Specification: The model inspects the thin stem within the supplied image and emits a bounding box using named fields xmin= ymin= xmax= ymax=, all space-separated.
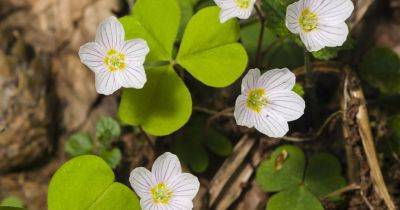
xmin=322 ymin=183 xmax=360 ymax=200
xmin=304 ymin=49 xmax=320 ymax=126
xmin=254 ymin=3 xmax=266 ymax=67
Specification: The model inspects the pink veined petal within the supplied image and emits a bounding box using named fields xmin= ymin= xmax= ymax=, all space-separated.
xmin=315 ymin=0 xmax=354 ymax=25
xmin=168 ymin=173 xmax=200 ymax=200
xmin=266 ymin=91 xmax=305 ymax=121
xmin=122 ymin=39 xmax=150 ymax=65
xmin=254 ymin=111 xmax=289 ymax=138
xmin=140 ymin=196 xmax=157 ymax=210
xmin=234 ymin=94 xmax=256 ymax=128
xmin=314 ymin=22 xmax=349 ymax=48
xmin=257 ymin=68 xmax=296 ymax=92
xmin=214 ymin=0 xmax=237 ymax=9
xmin=78 ymin=42 xmax=107 ymax=74
xmin=117 ymin=64 xmax=147 ymax=89
xmin=151 ymin=152 xmax=182 ymax=184
xmin=241 ymin=68 xmax=261 ymax=92
xmin=95 ymin=71 xmax=121 ymax=95
xmin=219 ymin=6 xmax=241 ymax=23
xmin=300 ymin=31 xmax=324 ymax=52
xmin=95 ymin=16 xmax=125 ymax=51
xmin=285 ymin=1 xmax=302 ymax=34
xmin=168 ymin=198 xmax=193 ymax=210
xmin=129 ymin=167 xmax=156 ymax=198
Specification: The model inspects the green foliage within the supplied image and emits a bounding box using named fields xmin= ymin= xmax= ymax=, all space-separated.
xmin=264 ymin=40 xmax=304 ymax=69
xmin=64 ymin=117 xmax=122 ymax=168
xmin=0 ymin=197 xmax=23 ymax=208
xmin=267 ymin=186 xmax=323 ymax=210
xmin=99 ymin=148 xmax=122 ymax=169
xmin=65 ymin=133 xmax=93 ymax=157
xmin=292 ymin=83 xmax=305 ymax=97
xmin=256 ymin=145 xmax=346 ymax=209
xmin=172 ymin=117 xmax=232 ymax=173
xmin=96 ymin=117 xmax=121 ymax=147
xmin=240 ymin=23 xmax=276 ymax=59
xmin=261 ymin=0 xmax=296 ymax=38
xmin=48 ymin=155 xmax=140 ymax=210
xmin=177 ymin=7 xmax=248 ymax=87
xmin=360 ymin=47 xmax=400 ymax=94
xmin=256 ymin=145 xmax=305 ymax=192
xmin=120 ymin=1 xmax=248 ymax=135
xmin=0 ymin=208 xmax=26 ymax=210
xmin=119 ymin=66 xmax=192 ymax=136
xmin=312 ymin=38 xmax=354 ymax=60
xmin=304 ymin=153 xmax=346 ymax=199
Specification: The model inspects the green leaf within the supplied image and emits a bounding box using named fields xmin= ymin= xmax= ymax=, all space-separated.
xmin=96 ymin=117 xmax=121 ymax=148
xmin=360 ymin=47 xmax=400 ymax=94
xmin=264 ymin=40 xmax=303 ymax=69
xmin=256 ymin=145 xmax=305 ymax=192
xmin=48 ymin=155 xmax=140 ymax=210
xmin=65 ymin=133 xmax=93 ymax=157
xmin=119 ymin=66 xmax=192 ymax=136
xmin=177 ymin=6 xmax=248 ymax=87
xmin=203 ymin=128 xmax=232 ymax=156
xmin=312 ymin=38 xmax=354 ymax=60
xmin=0 ymin=197 xmax=23 ymax=208
xmin=304 ymin=153 xmax=346 ymax=199
xmin=0 ymin=207 xmax=26 ymax=210
xmin=99 ymin=148 xmax=122 ymax=169
xmin=177 ymin=0 xmax=194 ymax=40
xmin=267 ymin=186 xmax=324 ymax=210
xmin=121 ymin=0 xmax=181 ymax=62
xmin=172 ymin=136 xmax=209 ymax=173
xmin=261 ymin=0 xmax=296 ymax=38
xmin=292 ymin=83 xmax=305 ymax=97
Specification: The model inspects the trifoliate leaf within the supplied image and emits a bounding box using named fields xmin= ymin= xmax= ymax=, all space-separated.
xmin=119 ymin=66 xmax=192 ymax=136
xmin=203 ymin=128 xmax=233 ymax=156
xmin=121 ymin=0 xmax=181 ymax=62
xmin=360 ymin=47 xmax=400 ymax=94
xmin=256 ymin=145 xmax=305 ymax=192
xmin=0 ymin=197 xmax=23 ymax=208
xmin=65 ymin=133 xmax=93 ymax=157
xmin=178 ymin=0 xmax=194 ymax=40
xmin=267 ymin=186 xmax=324 ymax=210
xmin=48 ymin=155 xmax=140 ymax=210
xmin=304 ymin=153 xmax=346 ymax=199
xmin=177 ymin=6 xmax=248 ymax=87
xmin=99 ymin=148 xmax=122 ymax=169
xmin=96 ymin=117 xmax=121 ymax=148
xmin=172 ymin=135 xmax=209 ymax=173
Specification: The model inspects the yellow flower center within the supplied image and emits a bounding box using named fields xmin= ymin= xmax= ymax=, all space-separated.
xmin=150 ymin=183 xmax=173 ymax=205
xmin=235 ymin=0 xmax=251 ymax=9
xmin=299 ymin=8 xmax=318 ymax=32
xmin=246 ymin=88 xmax=268 ymax=113
xmin=104 ymin=49 xmax=126 ymax=72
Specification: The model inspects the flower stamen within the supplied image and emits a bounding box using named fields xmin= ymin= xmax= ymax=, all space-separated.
xmin=150 ymin=183 xmax=173 ymax=205
xmin=246 ymin=88 xmax=268 ymax=113
xmin=299 ymin=8 xmax=318 ymax=32
xmin=104 ymin=49 xmax=126 ymax=72
xmin=235 ymin=0 xmax=251 ymax=9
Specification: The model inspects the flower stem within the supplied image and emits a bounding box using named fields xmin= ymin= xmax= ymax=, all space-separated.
xmin=254 ymin=3 xmax=265 ymax=67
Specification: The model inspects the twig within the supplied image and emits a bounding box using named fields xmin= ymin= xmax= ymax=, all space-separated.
xmin=322 ymin=183 xmax=361 ymax=200
xmin=254 ymin=3 xmax=266 ymax=67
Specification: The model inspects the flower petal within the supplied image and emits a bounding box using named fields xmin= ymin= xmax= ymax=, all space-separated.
xmin=117 ymin=65 xmax=147 ymax=89
xmin=257 ymin=68 xmax=296 ymax=91
xmin=152 ymin=152 xmax=182 ymax=183
xmin=122 ymin=39 xmax=150 ymax=65
xmin=169 ymin=198 xmax=193 ymax=210
xmin=300 ymin=31 xmax=325 ymax=52
xmin=168 ymin=173 xmax=200 ymax=200
xmin=234 ymin=95 xmax=256 ymax=128
xmin=129 ymin=167 xmax=156 ymax=198
xmin=285 ymin=1 xmax=302 ymax=34
xmin=266 ymin=91 xmax=305 ymax=121
xmin=314 ymin=22 xmax=349 ymax=48
xmin=95 ymin=71 xmax=121 ymax=95
xmin=95 ymin=16 xmax=125 ymax=50
xmin=315 ymin=0 xmax=354 ymax=25
xmin=78 ymin=42 xmax=107 ymax=73
xmin=140 ymin=196 xmax=157 ymax=210
xmin=242 ymin=68 xmax=261 ymax=92
xmin=219 ymin=7 xmax=241 ymax=23
xmin=254 ymin=112 xmax=289 ymax=138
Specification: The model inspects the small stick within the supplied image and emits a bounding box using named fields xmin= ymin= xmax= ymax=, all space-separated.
xmin=322 ymin=183 xmax=361 ymax=200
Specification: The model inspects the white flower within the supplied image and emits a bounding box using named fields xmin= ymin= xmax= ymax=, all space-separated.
xmin=129 ymin=152 xmax=200 ymax=210
xmin=214 ymin=0 xmax=256 ymax=23
xmin=234 ymin=68 xmax=305 ymax=138
xmin=285 ymin=0 xmax=354 ymax=52
xmin=78 ymin=16 xmax=149 ymax=95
